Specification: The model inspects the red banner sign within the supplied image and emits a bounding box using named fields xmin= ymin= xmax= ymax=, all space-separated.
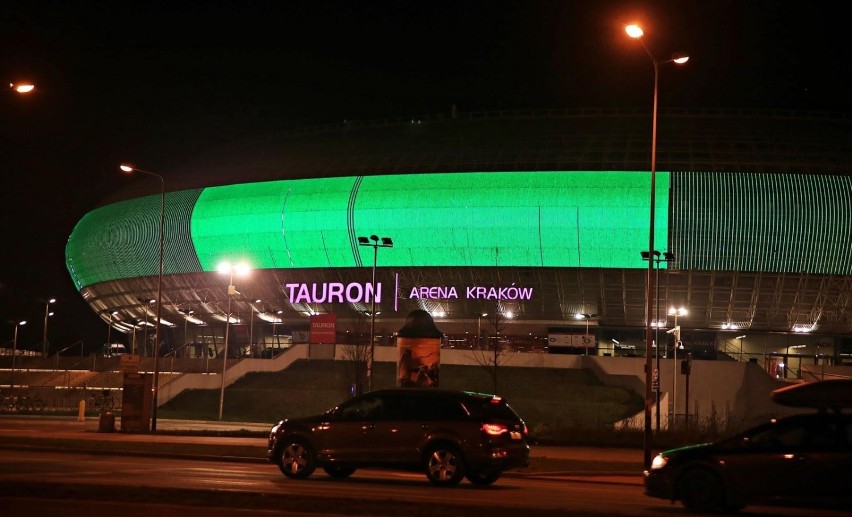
xmin=309 ymin=314 xmax=337 ymax=344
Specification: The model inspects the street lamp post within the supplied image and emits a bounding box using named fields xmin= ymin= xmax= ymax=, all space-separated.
xmin=217 ymin=261 xmax=250 ymax=420
xmin=9 ymin=320 xmax=26 ymax=388
xmin=475 ymin=312 xmax=488 ymax=348
xmin=626 ymin=23 xmax=688 ymax=469
xmin=668 ymin=306 xmax=688 ymax=424
xmin=41 ymin=297 xmax=56 ymax=357
xmin=120 ymin=164 xmax=166 ymax=431
xmin=178 ymin=308 xmax=196 ymax=353
xmin=105 ymin=310 xmax=119 ymax=349
xmin=270 ymin=310 xmax=283 ymax=352
xmin=249 ymin=299 xmax=260 ymax=358
xmin=357 ymin=234 xmax=394 ymax=392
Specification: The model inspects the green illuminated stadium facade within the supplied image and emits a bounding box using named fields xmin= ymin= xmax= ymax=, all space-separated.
xmin=65 ymin=108 xmax=852 ymax=358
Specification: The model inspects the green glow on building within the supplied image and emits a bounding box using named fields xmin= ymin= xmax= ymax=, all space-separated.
xmin=66 ymin=171 xmax=669 ymax=290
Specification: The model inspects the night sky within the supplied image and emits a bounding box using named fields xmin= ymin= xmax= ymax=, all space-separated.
xmin=0 ymin=1 xmax=848 ymax=354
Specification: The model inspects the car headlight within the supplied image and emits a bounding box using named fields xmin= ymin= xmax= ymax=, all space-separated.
xmin=650 ymin=454 xmax=668 ymax=470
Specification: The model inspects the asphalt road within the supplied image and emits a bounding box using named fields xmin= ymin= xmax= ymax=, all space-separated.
xmin=1 ymin=416 xmax=847 ymax=516
xmin=0 ymin=414 xmax=646 ymax=476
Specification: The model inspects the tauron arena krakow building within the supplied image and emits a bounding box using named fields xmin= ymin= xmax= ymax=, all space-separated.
xmin=65 ymin=108 xmax=852 ymax=361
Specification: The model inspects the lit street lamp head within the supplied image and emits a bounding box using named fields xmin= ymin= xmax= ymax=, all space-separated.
xmin=625 ymin=24 xmax=644 ymax=39
xmin=9 ymin=82 xmax=35 ymax=94
xmin=626 ymin=25 xmax=690 ymax=67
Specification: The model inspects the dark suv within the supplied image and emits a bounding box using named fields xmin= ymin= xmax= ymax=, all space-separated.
xmin=267 ymin=387 xmax=530 ymax=486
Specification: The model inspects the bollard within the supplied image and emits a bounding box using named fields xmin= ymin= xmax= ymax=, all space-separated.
xmin=77 ymin=399 xmax=85 ymax=421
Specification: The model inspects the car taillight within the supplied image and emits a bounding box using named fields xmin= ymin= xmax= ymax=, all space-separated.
xmin=482 ymin=423 xmax=509 ymax=436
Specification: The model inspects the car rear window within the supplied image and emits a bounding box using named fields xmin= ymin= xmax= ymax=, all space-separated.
xmin=383 ymin=392 xmax=468 ymax=420
xmin=463 ymin=396 xmax=522 ymax=421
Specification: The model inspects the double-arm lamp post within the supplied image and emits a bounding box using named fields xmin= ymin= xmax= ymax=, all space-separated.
xmin=357 ymin=235 xmax=393 ymax=393
xmin=120 ymin=163 xmax=166 ymax=431
xmin=218 ymin=261 xmax=250 ymax=421
xmin=6 ymin=85 xmax=34 ymax=368
xmin=625 ymin=23 xmax=688 ymax=470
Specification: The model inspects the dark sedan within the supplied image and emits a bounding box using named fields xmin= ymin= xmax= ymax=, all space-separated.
xmin=645 ymin=411 xmax=852 ymax=512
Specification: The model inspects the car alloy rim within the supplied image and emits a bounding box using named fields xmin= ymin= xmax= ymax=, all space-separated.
xmin=428 ymin=449 xmax=458 ymax=480
xmin=284 ymin=443 xmax=307 ymax=473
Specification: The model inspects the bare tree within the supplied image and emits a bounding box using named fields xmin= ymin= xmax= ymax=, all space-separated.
xmin=470 ymin=303 xmax=512 ymax=393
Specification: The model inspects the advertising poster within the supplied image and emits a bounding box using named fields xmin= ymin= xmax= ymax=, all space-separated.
xmin=397 ymin=337 xmax=441 ymax=387
xmin=396 ymin=309 xmax=444 ymax=387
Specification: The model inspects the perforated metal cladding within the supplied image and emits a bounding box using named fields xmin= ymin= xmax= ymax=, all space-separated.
xmin=66 ymin=189 xmax=203 ymax=289
xmin=671 ymin=172 xmax=852 ymax=275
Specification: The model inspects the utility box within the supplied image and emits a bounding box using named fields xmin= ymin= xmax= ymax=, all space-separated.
xmin=98 ymin=411 xmax=116 ymax=433
xmin=121 ymin=372 xmax=153 ymax=432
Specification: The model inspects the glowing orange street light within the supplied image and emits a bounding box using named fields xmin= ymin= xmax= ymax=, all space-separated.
xmin=10 ymin=83 xmax=35 ymax=94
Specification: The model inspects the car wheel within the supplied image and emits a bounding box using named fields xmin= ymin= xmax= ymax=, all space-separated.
xmin=323 ymin=465 xmax=356 ymax=478
xmin=465 ymin=469 xmax=501 ymax=485
xmin=679 ymin=468 xmax=724 ymax=513
xmin=424 ymin=444 xmax=465 ymax=486
xmin=277 ymin=438 xmax=316 ymax=479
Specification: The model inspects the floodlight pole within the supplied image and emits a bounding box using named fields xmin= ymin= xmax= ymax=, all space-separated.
xmin=358 ymin=234 xmax=393 ymax=393
xmin=219 ymin=272 xmax=234 ymax=421
xmin=216 ymin=261 xmax=249 ymax=420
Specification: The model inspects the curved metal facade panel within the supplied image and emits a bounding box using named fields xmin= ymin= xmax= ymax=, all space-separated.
xmin=65 ymin=189 xmax=203 ymax=289
xmin=673 ymin=172 xmax=852 ymax=274
xmin=67 ymin=171 xmax=668 ymax=290
xmin=191 ymin=177 xmax=359 ymax=270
